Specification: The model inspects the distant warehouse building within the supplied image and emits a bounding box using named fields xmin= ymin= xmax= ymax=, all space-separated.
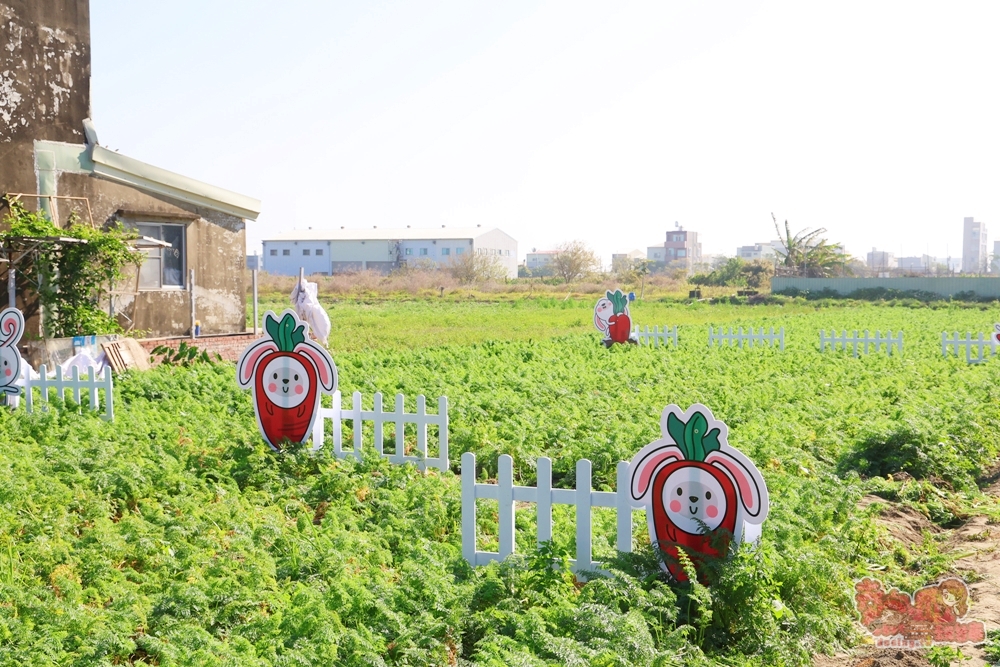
xmin=262 ymin=226 xmax=518 ymax=278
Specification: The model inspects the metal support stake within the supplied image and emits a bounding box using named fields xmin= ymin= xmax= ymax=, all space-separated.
xmin=252 ymin=268 xmax=259 ymax=336
xmin=189 ymin=269 xmax=196 ymax=339
xmin=7 ymin=264 xmax=14 ymax=310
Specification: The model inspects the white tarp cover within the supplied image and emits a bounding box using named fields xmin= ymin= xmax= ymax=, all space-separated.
xmin=291 ymin=277 xmax=331 ymax=347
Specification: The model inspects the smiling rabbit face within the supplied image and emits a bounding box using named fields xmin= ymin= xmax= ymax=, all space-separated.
xmin=0 ymin=346 xmax=19 ymax=387
xmin=593 ymin=298 xmax=613 ymax=331
xmin=662 ymin=465 xmax=728 ymax=534
xmin=261 ymin=355 xmax=310 ymax=409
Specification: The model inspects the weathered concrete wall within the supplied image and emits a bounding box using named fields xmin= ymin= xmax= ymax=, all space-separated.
xmin=57 ymin=171 xmax=248 ymax=336
xmin=0 ymin=0 xmax=90 ymax=196
xmin=772 ymin=277 xmax=1000 ymax=299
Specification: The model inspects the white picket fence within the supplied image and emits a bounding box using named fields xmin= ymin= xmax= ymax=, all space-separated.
xmin=311 ymin=390 xmax=449 ymax=471
xmin=941 ymin=332 xmax=996 ymax=364
xmin=631 ymin=325 xmax=678 ymax=347
xmin=23 ymin=365 xmax=114 ymax=421
xmin=819 ymin=330 xmax=903 ymax=357
xmin=708 ymin=326 xmax=785 ymax=350
xmin=462 ymin=453 xmax=636 ymax=574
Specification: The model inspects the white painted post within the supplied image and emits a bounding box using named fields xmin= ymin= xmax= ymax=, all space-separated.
xmin=498 ymin=454 xmax=515 ymax=559
xmin=189 ymin=269 xmax=196 ymax=340
xmin=616 ymin=461 xmax=632 ymax=553
xmin=252 ymin=268 xmax=259 ymax=336
xmin=461 ymin=452 xmax=476 ymax=565
xmin=576 ymin=458 xmax=592 ymax=572
xmin=353 ymin=391 xmax=363 ymax=455
xmin=438 ymin=396 xmax=449 ymax=471
xmin=373 ymin=392 xmax=384 ymax=456
xmin=394 ymin=393 xmax=405 ymax=464
xmin=102 ymin=367 xmax=114 ymax=421
xmin=537 ymin=456 xmax=553 ymax=546
xmin=416 ymin=394 xmax=428 ymax=471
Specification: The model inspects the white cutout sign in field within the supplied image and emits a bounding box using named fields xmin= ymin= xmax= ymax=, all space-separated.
xmin=629 ymin=404 xmax=769 ymax=582
xmin=237 ymin=309 xmax=338 ymax=451
xmin=0 ymin=307 xmax=25 ymax=397
xmin=594 ymin=289 xmax=634 ymax=345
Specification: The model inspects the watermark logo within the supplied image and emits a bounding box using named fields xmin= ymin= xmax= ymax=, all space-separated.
xmin=854 ymin=577 xmax=985 ymax=648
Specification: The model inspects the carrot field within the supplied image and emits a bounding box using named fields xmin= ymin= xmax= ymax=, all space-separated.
xmin=2 ymin=298 xmax=999 ymax=665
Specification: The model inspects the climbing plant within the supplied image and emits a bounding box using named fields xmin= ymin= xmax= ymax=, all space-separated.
xmin=0 ymin=196 xmax=142 ymax=337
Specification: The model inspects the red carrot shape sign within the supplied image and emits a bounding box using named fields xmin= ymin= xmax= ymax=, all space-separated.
xmin=629 ymin=404 xmax=769 ymax=582
xmin=594 ymin=289 xmax=632 ymax=344
xmin=237 ymin=309 xmax=338 ymax=451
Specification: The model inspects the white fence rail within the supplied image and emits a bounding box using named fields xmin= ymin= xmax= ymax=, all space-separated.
xmin=24 ymin=365 xmax=114 ymax=421
xmin=708 ymin=326 xmax=784 ymax=350
xmin=462 ymin=453 xmax=636 ymax=574
xmin=632 ymin=325 xmax=678 ymax=347
xmin=819 ymin=330 xmax=903 ymax=357
xmin=312 ymin=390 xmax=449 ymax=471
xmin=941 ymin=332 xmax=996 ymax=364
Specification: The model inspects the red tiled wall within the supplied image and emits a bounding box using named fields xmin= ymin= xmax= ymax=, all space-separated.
xmin=138 ymin=334 xmax=256 ymax=364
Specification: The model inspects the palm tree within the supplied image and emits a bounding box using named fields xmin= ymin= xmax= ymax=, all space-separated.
xmin=771 ymin=214 xmax=848 ymax=277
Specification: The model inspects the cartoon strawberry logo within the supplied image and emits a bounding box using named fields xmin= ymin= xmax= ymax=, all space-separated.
xmin=237 ymin=309 xmax=338 ymax=451
xmin=629 ymin=404 xmax=769 ymax=582
xmin=594 ymin=289 xmax=632 ymax=344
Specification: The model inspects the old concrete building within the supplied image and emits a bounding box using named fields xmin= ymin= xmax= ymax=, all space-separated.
xmin=961 ymin=217 xmax=987 ymax=274
xmin=1 ymin=0 xmax=260 ymax=336
xmin=264 ymin=226 xmax=518 ymax=279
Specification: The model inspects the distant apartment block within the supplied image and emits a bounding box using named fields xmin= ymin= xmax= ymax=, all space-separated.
xmin=994 ymin=241 xmax=1000 ymax=273
xmin=525 ymin=249 xmax=560 ymax=276
xmin=897 ymin=255 xmax=936 ymax=272
xmin=263 ymin=226 xmax=517 ymax=278
xmin=611 ymin=249 xmax=645 ymax=272
xmin=962 ymin=217 xmax=987 ymax=274
xmin=867 ymin=248 xmax=897 ymax=273
xmin=648 ymin=225 xmax=702 ymax=271
xmin=736 ymin=240 xmax=783 ymax=262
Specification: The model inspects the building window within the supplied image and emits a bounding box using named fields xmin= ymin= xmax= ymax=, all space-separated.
xmin=316 ymin=249 xmax=324 ymax=256
xmin=677 ymin=249 xmax=686 ymax=257
xmin=505 ymin=250 xmax=510 ymax=256
xmin=270 ymin=249 xmax=277 ymax=256
xmin=441 ymin=248 xmax=450 ymax=256
xmin=303 ymin=249 xmax=311 ymax=256
xmin=283 ymin=249 xmax=290 ymax=256
xmin=137 ymin=223 xmax=185 ymax=289
xmin=419 ymin=248 xmax=428 ymax=256
xmin=405 ymin=248 xmax=413 ymax=256
xmin=456 ymin=247 xmax=464 ymax=255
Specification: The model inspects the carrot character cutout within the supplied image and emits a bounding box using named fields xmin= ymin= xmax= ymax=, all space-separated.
xmin=629 ymin=404 xmax=769 ymax=582
xmin=237 ymin=309 xmax=338 ymax=451
xmin=594 ymin=289 xmax=632 ymax=345
xmin=0 ymin=308 xmax=25 ymax=397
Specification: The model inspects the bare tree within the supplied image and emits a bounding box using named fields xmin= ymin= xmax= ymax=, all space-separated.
xmin=448 ymin=251 xmax=507 ymax=284
xmin=551 ymin=240 xmax=601 ymax=283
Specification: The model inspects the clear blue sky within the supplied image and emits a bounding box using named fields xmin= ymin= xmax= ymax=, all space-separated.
xmin=91 ymin=1 xmax=1000 ymax=264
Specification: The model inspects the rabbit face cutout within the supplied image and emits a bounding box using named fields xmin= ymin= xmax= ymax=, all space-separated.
xmin=0 ymin=308 xmax=24 ymax=396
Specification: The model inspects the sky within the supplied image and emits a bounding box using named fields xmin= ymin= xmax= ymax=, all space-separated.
xmin=90 ymin=1 xmax=1000 ymax=265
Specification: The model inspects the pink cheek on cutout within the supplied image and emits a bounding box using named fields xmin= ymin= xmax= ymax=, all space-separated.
xmin=669 ymin=500 xmax=682 ymax=513
xmin=3 ymin=369 xmax=10 ymax=377
xmin=294 ymin=384 xmax=304 ymax=395
xmin=268 ymin=383 xmax=277 ymax=393
xmin=706 ymin=505 xmax=719 ymax=519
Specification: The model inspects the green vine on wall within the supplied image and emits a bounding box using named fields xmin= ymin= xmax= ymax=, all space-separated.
xmin=1 ymin=196 xmax=143 ymax=337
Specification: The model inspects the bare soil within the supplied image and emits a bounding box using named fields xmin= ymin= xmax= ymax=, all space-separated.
xmin=814 ymin=486 xmax=1000 ymax=667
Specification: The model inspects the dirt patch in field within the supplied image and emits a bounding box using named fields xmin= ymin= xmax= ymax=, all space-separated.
xmin=821 ymin=493 xmax=1000 ymax=667
xmin=813 ymin=648 xmax=934 ymax=667
xmin=859 ymin=495 xmax=942 ymax=546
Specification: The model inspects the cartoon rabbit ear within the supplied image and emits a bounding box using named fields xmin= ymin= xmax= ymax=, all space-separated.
xmin=296 ymin=342 xmax=338 ymax=392
xmin=706 ymin=449 xmax=769 ymax=523
xmin=0 ymin=308 xmax=25 ymax=348
xmin=594 ymin=311 xmax=608 ymax=331
xmin=628 ymin=441 xmax=683 ymax=505
xmin=237 ymin=339 xmax=277 ymax=387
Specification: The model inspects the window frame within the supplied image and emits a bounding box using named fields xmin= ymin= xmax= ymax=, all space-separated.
xmin=136 ymin=222 xmax=187 ymax=291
